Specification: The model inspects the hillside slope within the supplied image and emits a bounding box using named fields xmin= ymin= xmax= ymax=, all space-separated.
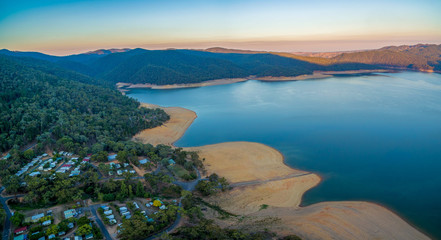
xmin=0 ymin=55 xmax=169 ymax=152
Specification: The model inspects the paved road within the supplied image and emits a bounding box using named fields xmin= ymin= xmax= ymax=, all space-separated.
xmin=173 ymin=167 xmax=206 ymax=191
xmin=145 ymin=200 xmax=183 ymax=240
xmin=145 ymin=167 xmax=205 ymax=239
xmin=21 ymin=142 xmax=36 ymax=152
xmin=0 ymin=187 xmax=12 ymax=240
xmin=83 ymin=204 xmax=113 ymax=240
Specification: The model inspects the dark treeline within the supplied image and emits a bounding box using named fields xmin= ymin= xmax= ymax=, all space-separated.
xmin=0 ymin=55 xmax=169 ymax=153
xmin=2 ymin=44 xmax=440 ymax=88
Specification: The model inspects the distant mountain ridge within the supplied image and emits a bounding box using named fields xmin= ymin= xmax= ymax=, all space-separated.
xmin=1 ymin=44 xmax=439 ymax=86
xmin=84 ymin=48 xmax=131 ymax=55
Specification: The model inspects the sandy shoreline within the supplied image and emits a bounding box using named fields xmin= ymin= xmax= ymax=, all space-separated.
xmin=133 ymin=101 xmax=429 ymax=240
xmin=132 ymin=103 xmax=196 ymax=146
xmin=117 ymin=69 xmax=391 ymax=91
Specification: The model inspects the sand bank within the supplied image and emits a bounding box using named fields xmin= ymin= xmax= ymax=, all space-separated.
xmin=132 ymin=102 xmax=429 ymax=239
xmin=117 ymin=69 xmax=390 ymax=91
xmin=132 ymin=103 xmax=196 ymax=146
xmin=197 ymin=142 xmax=428 ymax=240
xmin=187 ymin=142 xmax=307 ymax=183
xmin=229 ymin=202 xmax=429 ymax=240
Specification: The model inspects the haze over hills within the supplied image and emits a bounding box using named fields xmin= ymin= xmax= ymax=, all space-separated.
xmin=1 ymin=44 xmax=440 ymax=86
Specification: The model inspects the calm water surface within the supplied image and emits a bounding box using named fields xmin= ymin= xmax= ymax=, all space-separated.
xmin=128 ymin=71 xmax=441 ymax=239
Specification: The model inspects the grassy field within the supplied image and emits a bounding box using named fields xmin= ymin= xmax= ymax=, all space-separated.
xmin=169 ymin=165 xmax=190 ymax=179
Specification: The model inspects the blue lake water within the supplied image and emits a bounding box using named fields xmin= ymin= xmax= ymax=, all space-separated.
xmin=127 ymin=71 xmax=441 ymax=239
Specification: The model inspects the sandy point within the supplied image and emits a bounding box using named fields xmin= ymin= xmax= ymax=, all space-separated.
xmin=186 ymin=141 xmax=311 ymax=183
xmin=132 ymin=103 xmax=196 ymax=146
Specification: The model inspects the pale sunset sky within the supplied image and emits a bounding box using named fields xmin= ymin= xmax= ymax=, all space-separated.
xmin=1 ymin=0 xmax=440 ymax=55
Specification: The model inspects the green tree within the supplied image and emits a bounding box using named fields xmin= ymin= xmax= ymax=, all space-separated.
xmin=4 ymin=175 xmax=21 ymax=196
xmin=46 ymin=225 xmax=58 ymax=235
xmin=119 ymin=215 xmax=154 ymax=240
xmin=11 ymin=212 xmax=25 ymax=226
xmin=0 ymin=209 xmax=6 ymax=227
xmin=120 ymin=181 xmax=128 ymax=198
xmin=23 ymin=149 xmax=35 ymax=160
xmin=135 ymin=181 xmax=145 ymax=197
xmin=77 ymin=224 xmax=92 ymax=236
xmin=116 ymin=151 xmax=129 ymax=163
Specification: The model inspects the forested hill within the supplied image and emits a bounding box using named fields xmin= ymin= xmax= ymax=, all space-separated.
xmin=1 ymin=44 xmax=439 ymax=87
xmin=0 ymin=55 xmax=169 ymax=153
xmin=332 ymin=44 xmax=441 ymax=71
xmin=1 ymin=48 xmax=378 ymax=86
xmin=216 ymin=44 xmax=441 ymax=72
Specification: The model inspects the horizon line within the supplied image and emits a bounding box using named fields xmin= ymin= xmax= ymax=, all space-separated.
xmin=2 ymin=42 xmax=441 ymax=57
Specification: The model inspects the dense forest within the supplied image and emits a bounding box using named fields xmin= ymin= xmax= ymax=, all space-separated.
xmin=0 ymin=55 xmax=169 ymax=153
xmin=2 ymin=44 xmax=439 ymax=87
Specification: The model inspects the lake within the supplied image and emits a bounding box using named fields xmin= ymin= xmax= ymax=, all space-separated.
xmin=127 ymin=71 xmax=441 ymax=239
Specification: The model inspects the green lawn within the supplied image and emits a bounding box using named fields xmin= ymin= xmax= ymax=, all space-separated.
xmin=169 ymin=165 xmax=189 ymax=179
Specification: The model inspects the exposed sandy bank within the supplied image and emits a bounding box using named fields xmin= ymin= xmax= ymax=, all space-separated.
xmin=194 ymin=143 xmax=429 ymax=239
xmin=207 ymin=174 xmax=321 ymax=214
xmin=132 ymin=103 xmax=196 ymax=146
xmin=254 ymin=202 xmax=429 ymax=240
xmin=187 ymin=142 xmax=307 ymax=183
xmin=117 ymin=69 xmax=390 ymax=91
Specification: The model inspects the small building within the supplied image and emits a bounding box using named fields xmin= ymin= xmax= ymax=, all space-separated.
xmin=104 ymin=210 xmax=112 ymax=215
xmin=58 ymin=231 xmax=66 ymax=236
xmin=85 ymin=233 xmax=93 ymax=239
xmin=14 ymin=226 xmax=28 ymax=235
xmin=115 ymin=164 xmax=121 ymax=169
xmin=119 ymin=207 xmax=128 ymax=212
xmin=74 ymin=236 xmax=82 ymax=240
xmin=116 ymin=170 xmax=123 ymax=175
xmin=48 ymin=234 xmax=56 ymax=239
xmin=109 ymin=219 xmax=117 ymax=225
xmin=107 ymin=154 xmax=117 ymax=161
xmin=69 ymin=170 xmax=80 ymax=177
xmin=101 ymin=205 xmax=110 ymax=211
xmin=42 ymin=220 xmax=51 ymax=226
xmin=129 ymin=170 xmax=136 ymax=174
xmin=123 ymin=163 xmax=129 ymax=168
xmin=31 ymin=213 xmax=45 ymax=222
xmin=2 ymin=153 xmax=11 ymax=160
xmin=67 ymin=222 xmax=75 ymax=229
xmin=139 ymin=159 xmax=149 ymax=164
xmin=64 ymin=209 xmax=77 ymax=219
xmin=122 ymin=211 xmax=130 ymax=216
xmin=168 ymin=159 xmax=176 ymax=166
xmin=106 ymin=215 xmax=115 ymax=220
xmin=29 ymin=171 xmax=40 ymax=177
xmin=14 ymin=234 xmax=27 ymax=240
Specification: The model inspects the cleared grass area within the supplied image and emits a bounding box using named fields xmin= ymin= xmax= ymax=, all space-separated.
xmin=169 ymin=165 xmax=189 ymax=179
